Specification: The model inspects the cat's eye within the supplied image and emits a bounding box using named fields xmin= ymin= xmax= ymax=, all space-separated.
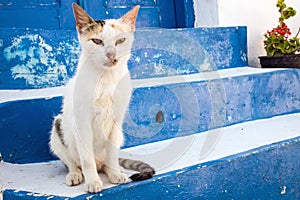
xmin=91 ymin=38 xmax=104 ymax=46
xmin=115 ymin=38 xmax=126 ymax=46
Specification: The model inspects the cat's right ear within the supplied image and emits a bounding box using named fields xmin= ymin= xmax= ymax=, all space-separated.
xmin=72 ymin=3 xmax=94 ymax=34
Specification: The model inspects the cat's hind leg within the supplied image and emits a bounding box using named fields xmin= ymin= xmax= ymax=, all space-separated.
xmin=49 ymin=114 xmax=83 ymax=186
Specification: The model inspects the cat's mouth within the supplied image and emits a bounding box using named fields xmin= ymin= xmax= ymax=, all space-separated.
xmin=105 ymin=59 xmax=118 ymax=67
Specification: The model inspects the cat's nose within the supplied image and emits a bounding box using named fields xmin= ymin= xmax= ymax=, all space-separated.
xmin=106 ymin=47 xmax=116 ymax=60
xmin=106 ymin=52 xmax=116 ymax=60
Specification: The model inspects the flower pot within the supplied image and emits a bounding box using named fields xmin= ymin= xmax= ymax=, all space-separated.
xmin=259 ymin=54 xmax=300 ymax=69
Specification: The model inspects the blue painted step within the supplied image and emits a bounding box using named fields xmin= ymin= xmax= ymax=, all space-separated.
xmin=0 ymin=27 xmax=247 ymax=89
xmin=2 ymin=113 xmax=300 ymax=199
xmin=1 ymin=67 xmax=300 ymax=164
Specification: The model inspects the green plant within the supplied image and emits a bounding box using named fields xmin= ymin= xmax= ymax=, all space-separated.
xmin=264 ymin=0 xmax=300 ymax=56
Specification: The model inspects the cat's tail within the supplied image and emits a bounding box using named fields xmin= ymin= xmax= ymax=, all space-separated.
xmin=50 ymin=114 xmax=68 ymax=155
xmin=119 ymin=158 xmax=155 ymax=181
xmin=51 ymin=114 xmax=66 ymax=147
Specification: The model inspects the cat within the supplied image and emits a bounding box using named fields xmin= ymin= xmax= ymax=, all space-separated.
xmin=49 ymin=3 xmax=155 ymax=193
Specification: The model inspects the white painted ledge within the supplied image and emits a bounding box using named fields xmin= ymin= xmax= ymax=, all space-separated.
xmin=0 ymin=86 xmax=65 ymax=104
xmin=0 ymin=67 xmax=286 ymax=104
xmin=1 ymin=112 xmax=300 ymax=198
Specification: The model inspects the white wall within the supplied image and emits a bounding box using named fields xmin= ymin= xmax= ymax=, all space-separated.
xmin=194 ymin=0 xmax=300 ymax=67
xmin=194 ymin=0 xmax=219 ymax=27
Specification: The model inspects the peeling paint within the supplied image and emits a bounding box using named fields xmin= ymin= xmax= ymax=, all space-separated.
xmin=0 ymin=2 xmax=12 ymax=7
xmin=280 ymin=185 xmax=287 ymax=195
xmin=3 ymin=34 xmax=79 ymax=88
xmin=199 ymin=55 xmax=213 ymax=71
xmin=129 ymin=29 xmax=217 ymax=79
xmin=240 ymin=50 xmax=247 ymax=62
xmin=212 ymin=38 xmax=233 ymax=68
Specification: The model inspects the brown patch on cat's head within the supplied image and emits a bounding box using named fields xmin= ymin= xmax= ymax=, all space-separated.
xmin=121 ymin=5 xmax=140 ymax=32
xmin=110 ymin=23 xmax=127 ymax=33
xmin=110 ymin=23 xmax=123 ymax=32
xmin=72 ymin=3 xmax=104 ymax=34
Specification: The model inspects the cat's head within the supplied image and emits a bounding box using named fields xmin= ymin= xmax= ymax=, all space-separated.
xmin=72 ymin=3 xmax=139 ymax=69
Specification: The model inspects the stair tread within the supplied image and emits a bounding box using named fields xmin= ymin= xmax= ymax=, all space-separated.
xmin=1 ymin=112 xmax=300 ymax=198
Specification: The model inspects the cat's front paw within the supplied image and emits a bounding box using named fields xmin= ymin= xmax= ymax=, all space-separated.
xmin=84 ymin=180 xmax=103 ymax=193
xmin=107 ymin=171 xmax=128 ymax=184
xmin=66 ymin=172 xmax=83 ymax=186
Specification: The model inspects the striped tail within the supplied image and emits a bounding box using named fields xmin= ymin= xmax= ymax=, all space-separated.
xmin=53 ymin=114 xmax=67 ymax=147
xmin=119 ymin=158 xmax=155 ymax=181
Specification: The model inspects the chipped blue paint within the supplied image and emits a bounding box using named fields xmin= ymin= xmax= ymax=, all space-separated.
xmin=0 ymin=27 xmax=247 ymax=89
xmin=3 ymin=34 xmax=79 ymax=87
xmin=129 ymin=29 xmax=217 ymax=79
xmin=4 ymin=137 xmax=300 ymax=199
xmin=0 ymin=29 xmax=80 ymax=89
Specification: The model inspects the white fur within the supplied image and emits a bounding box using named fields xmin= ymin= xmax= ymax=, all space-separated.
xmin=50 ymin=17 xmax=134 ymax=193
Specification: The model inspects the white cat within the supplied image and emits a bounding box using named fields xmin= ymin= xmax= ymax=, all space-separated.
xmin=50 ymin=3 xmax=155 ymax=193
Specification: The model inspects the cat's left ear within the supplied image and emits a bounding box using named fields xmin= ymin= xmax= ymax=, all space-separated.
xmin=120 ymin=6 xmax=140 ymax=32
xmin=72 ymin=3 xmax=95 ymax=34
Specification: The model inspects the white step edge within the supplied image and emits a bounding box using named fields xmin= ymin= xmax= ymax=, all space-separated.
xmin=0 ymin=67 xmax=286 ymax=104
